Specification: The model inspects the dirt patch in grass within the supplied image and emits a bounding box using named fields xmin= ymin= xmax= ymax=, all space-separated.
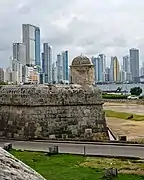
xmin=107 ymin=117 xmax=144 ymax=141
xmin=80 ymin=157 xmax=144 ymax=175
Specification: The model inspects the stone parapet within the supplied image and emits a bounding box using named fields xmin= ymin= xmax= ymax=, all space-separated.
xmin=0 ymin=84 xmax=102 ymax=106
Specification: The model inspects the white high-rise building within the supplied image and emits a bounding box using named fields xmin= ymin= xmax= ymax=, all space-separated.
xmin=98 ymin=54 xmax=106 ymax=82
xmin=4 ymin=68 xmax=12 ymax=83
xmin=120 ymin=70 xmax=127 ymax=82
xmin=92 ymin=55 xmax=106 ymax=83
xmin=10 ymin=57 xmax=23 ymax=84
xmin=22 ymin=24 xmax=36 ymax=66
xmin=52 ymin=63 xmax=57 ymax=83
xmin=123 ymin=55 xmax=130 ymax=73
xmin=140 ymin=62 xmax=144 ymax=76
xmin=13 ymin=43 xmax=26 ymax=65
xmin=56 ymin=54 xmax=63 ymax=83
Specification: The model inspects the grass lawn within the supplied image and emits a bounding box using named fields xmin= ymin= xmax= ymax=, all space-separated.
xmin=105 ymin=110 xmax=144 ymax=121
xmin=10 ymin=150 xmax=144 ymax=180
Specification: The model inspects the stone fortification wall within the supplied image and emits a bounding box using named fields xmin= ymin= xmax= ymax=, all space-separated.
xmin=0 ymin=84 xmax=101 ymax=106
xmin=0 ymin=84 xmax=109 ymax=141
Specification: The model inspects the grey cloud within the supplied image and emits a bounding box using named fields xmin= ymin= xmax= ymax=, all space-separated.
xmin=0 ymin=44 xmax=11 ymax=52
xmin=0 ymin=0 xmax=144 ymax=68
xmin=16 ymin=4 xmax=31 ymax=14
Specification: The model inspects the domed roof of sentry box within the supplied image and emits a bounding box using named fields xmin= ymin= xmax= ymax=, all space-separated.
xmin=71 ymin=55 xmax=92 ymax=66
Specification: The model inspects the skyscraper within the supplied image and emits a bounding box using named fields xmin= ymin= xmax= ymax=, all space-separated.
xmin=10 ymin=58 xmax=23 ymax=84
xmin=98 ymin=54 xmax=106 ymax=82
xmin=110 ymin=56 xmax=120 ymax=82
xmin=42 ymin=43 xmax=52 ymax=83
xmin=35 ymin=27 xmax=41 ymax=67
xmin=129 ymin=48 xmax=139 ymax=82
xmin=56 ymin=54 xmax=63 ymax=83
xmin=140 ymin=62 xmax=144 ymax=76
xmin=105 ymin=67 xmax=110 ymax=82
xmin=62 ymin=50 xmax=69 ymax=82
xmin=42 ymin=52 xmax=45 ymax=73
xmin=22 ymin=24 xmax=40 ymax=67
xmin=13 ymin=43 xmax=26 ymax=65
xmin=110 ymin=57 xmax=114 ymax=82
xmin=123 ymin=55 xmax=130 ymax=73
xmin=52 ymin=63 xmax=57 ymax=83
xmin=91 ymin=56 xmax=99 ymax=83
xmin=91 ymin=54 xmax=106 ymax=83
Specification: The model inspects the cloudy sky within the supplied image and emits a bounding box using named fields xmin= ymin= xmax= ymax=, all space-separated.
xmin=0 ymin=0 xmax=144 ymax=68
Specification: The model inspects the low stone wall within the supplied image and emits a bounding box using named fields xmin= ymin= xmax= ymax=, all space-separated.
xmin=0 ymin=147 xmax=45 ymax=180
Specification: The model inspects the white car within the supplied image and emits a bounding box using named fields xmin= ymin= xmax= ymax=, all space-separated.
xmin=127 ymin=95 xmax=139 ymax=100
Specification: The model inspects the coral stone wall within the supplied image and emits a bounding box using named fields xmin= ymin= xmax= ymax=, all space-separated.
xmin=70 ymin=65 xmax=95 ymax=87
xmin=0 ymin=84 xmax=109 ymax=140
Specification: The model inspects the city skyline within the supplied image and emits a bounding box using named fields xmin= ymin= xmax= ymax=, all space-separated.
xmin=1 ymin=22 xmax=142 ymax=84
xmin=1 ymin=24 xmax=144 ymax=69
xmin=1 ymin=1 xmax=144 ymax=68
xmin=10 ymin=24 xmax=144 ymax=71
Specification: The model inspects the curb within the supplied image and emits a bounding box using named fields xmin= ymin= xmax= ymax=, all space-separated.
xmin=1 ymin=139 xmax=144 ymax=147
xmin=14 ymin=149 xmax=142 ymax=160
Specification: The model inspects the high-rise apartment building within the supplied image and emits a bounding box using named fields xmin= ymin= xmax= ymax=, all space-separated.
xmin=91 ymin=54 xmax=106 ymax=83
xmin=105 ymin=67 xmax=110 ymax=82
xmin=10 ymin=58 xmax=23 ymax=84
xmin=140 ymin=62 xmax=144 ymax=76
xmin=129 ymin=48 xmax=139 ymax=82
xmin=13 ymin=43 xmax=26 ymax=65
xmin=110 ymin=56 xmax=120 ymax=82
xmin=22 ymin=24 xmax=40 ymax=67
xmin=120 ymin=70 xmax=127 ymax=82
xmin=91 ymin=56 xmax=99 ymax=83
xmin=35 ymin=27 xmax=41 ymax=67
xmin=56 ymin=54 xmax=63 ymax=83
xmin=52 ymin=63 xmax=57 ymax=83
xmin=62 ymin=50 xmax=69 ymax=82
xmin=123 ymin=55 xmax=130 ymax=72
xmin=42 ymin=43 xmax=52 ymax=83
xmin=110 ymin=57 xmax=114 ymax=82
xmin=42 ymin=53 xmax=45 ymax=73
xmin=98 ymin=54 xmax=106 ymax=82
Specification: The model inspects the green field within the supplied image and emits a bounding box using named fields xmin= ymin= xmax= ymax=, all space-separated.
xmin=105 ymin=110 xmax=144 ymax=121
xmin=11 ymin=150 xmax=144 ymax=180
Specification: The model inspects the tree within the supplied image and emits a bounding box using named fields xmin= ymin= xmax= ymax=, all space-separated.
xmin=60 ymin=81 xmax=64 ymax=84
xmin=0 ymin=82 xmax=8 ymax=85
xmin=130 ymin=87 xmax=142 ymax=96
xmin=116 ymin=87 xmax=122 ymax=92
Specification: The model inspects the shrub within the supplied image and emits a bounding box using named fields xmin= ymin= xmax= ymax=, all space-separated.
xmin=130 ymin=87 xmax=142 ymax=96
xmin=102 ymin=94 xmax=128 ymax=99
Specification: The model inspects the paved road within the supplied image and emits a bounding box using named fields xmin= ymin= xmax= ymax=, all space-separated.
xmin=104 ymin=103 xmax=144 ymax=115
xmin=1 ymin=140 xmax=144 ymax=158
